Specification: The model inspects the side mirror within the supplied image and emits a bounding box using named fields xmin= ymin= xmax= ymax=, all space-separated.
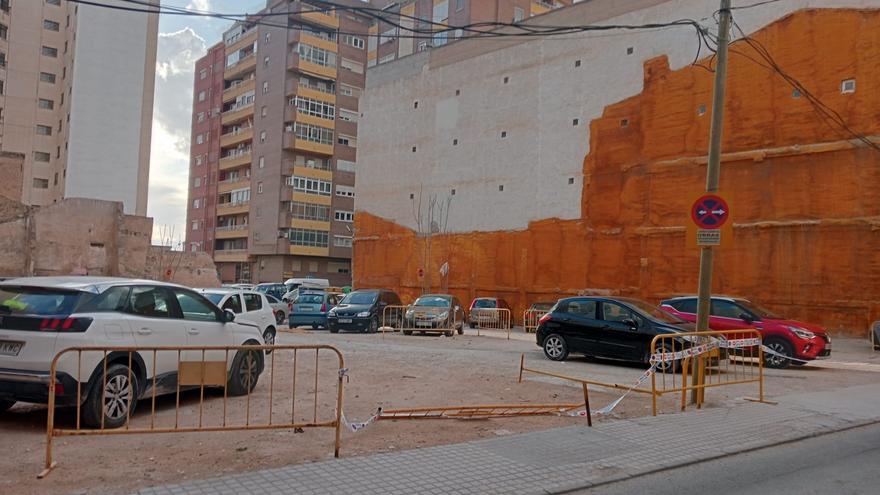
xmin=740 ymin=313 xmax=754 ymax=324
xmin=223 ymin=309 xmax=236 ymax=323
xmin=622 ymin=318 xmax=638 ymax=330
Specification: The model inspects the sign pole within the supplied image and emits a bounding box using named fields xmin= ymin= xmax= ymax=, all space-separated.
xmin=693 ymin=0 xmax=732 ymax=404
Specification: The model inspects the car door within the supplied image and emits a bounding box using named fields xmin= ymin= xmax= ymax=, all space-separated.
xmin=172 ymin=288 xmax=232 ymax=366
xmin=597 ymin=302 xmax=644 ymax=360
xmin=125 ymin=285 xmax=186 ymax=388
xmin=710 ymin=299 xmax=754 ymax=331
xmin=553 ymin=299 xmax=600 ymax=354
xmin=242 ymin=292 xmax=269 ymax=332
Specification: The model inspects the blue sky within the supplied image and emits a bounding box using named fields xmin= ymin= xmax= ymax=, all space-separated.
xmin=147 ymin=0 xmax=262 ymax=246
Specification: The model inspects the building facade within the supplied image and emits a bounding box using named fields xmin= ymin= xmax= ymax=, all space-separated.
xmin=353 ymin=0 xmax=880 ymax=335
xmin=0 ymin=0 xmax=157 ymax=215
xmin=186 ymin=1 xmax=370 ymax=285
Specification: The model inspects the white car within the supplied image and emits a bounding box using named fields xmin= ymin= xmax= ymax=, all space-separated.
xmin=197 ymin=289 xmax=278 ymax=345
xmin=0 ymin=277 xmax=266 ymax=428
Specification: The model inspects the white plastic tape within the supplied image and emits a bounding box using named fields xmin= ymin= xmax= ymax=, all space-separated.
xmin=340 ymin=408 xmax=382 ymax=433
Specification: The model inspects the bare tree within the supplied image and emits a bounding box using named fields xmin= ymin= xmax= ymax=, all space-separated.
xmin=411 ymin=189 xmax=453 ymax=294
xmin=152 ymin=224 xmax=184 ymax=281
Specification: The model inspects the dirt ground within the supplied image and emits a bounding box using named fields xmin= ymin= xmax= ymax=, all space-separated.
xmin=2 ymin=329 xmax=877 ymax=495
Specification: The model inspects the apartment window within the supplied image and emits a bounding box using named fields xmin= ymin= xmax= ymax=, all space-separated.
xmin=264 ymin=55 xmax=269 ymax=67
xmin=513 ymin=7 xmax=524 ymax=22
xmin=289 ymin=229 xmax=329 ymax=248
xmin=199 ymin=69 xmax=207 ymax=80
xmin=341 ymin=34 xmax=365 ymax=49
xmin=338 ymin=84 xmax=361 ymax=98
xmin=260 ymin=130 xmax=266 ymax=143
xmin=196 ymin=133 xmax=204 ymax=144
xmin=0 ymin=24 xmax=7 ymax=40
xmin=54 ymin=172 xmax=58 ymax=186
xmin=194 ymin=177 xmax=201 ymax=187
xmin=456 ymin=0 xmax=464 ymax=10
xmin=34 ymin=152 xmax=51 ymax=162
xmin=333 ymin=236 xmax=353 ymax=248
xmin=295 ymin=43 xmax=336 ymax=68
xmin=337 ymin=135 xmax=356 ymax=147
xmin=340 ymin=58 xmax=364 ymax=74
xmin=33 ymin=178 xmax=49 ymax=189
xmin=41 ymin=46 xmax=58 ymax=58
xmin=36 ymin=125 xmax=53 ymax=136
xmin=0 ymin=81 xmax=3 ymax=95
xmin=229 ymin=188 xmax=250 ymax=204
xmin=338 ymin=109 xmax=358 ymax=123
xmin=198 ymin=90 xmax=206 ymax=102
xmin=43 ymin=20 xmax=60 ymax=31
xmin=197 ymin=112 xmax=205 ymax=123
xmin=336 ymin=159 xmax=356 ymax=173
xmin=289 ymin=202 xmax=330 ymax=222
xmin=192 ymin=198 xmax=200 ymax=209
xmin=40 ymin=72 xmax=57 ymax=84
xmin=335 ymin=185 xmax=355 ymax=198
xmin=46 ymin=0 xmax=61 ymax=5
xmin=288 ymin=176 xmax=332 ymax=196
xmin=292 ymin=96 xmax=335 ymax=120
xmin=191 ymin=221 xmax=199 ymax=231
xmin=262 ymin=81 xmax=269 ymax=94
xmin=259 ymin=156 xmax=265 ymax=169
xmin=334 ymin=210 xmax=354 ymax=222
xmin=841 ymin=79 xmax=856 ymax=94
xmin=195 ymin=155 xmax=204 ymax=166
xmin=296 ymin=155 xmax=331 ymax=170
xmin=0 ymin=52 xmax=6 ymax=68
xmin=294 ymin=122 xmax=334 ymax=146
xmin=257 ymin=182 xmax=263 ymax=194
xmin=380 ymin=28 xmax=396 ymax=44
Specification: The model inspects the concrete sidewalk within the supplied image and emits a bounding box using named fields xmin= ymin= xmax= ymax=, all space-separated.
xmin=135 ymin=382 xmax=880 ymax=495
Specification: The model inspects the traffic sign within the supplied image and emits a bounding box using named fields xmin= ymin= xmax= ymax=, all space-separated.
xmin=691 ymin=194 xmax=729 ymax=229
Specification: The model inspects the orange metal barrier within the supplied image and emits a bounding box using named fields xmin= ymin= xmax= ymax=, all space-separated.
xmin=469 ymin=308 xmax=513 ymax=339
xmin=39 ymin=344 xmax=345 ymax=478
xmin=522 ymin=309 xmax=549 ymax=333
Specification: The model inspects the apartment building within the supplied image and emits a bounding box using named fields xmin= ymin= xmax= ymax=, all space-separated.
xmin=0 ymin=0 xmax=157 ymax=215
xmin=186 ymin=1 xmax=369 ymax=285
xmin=366 ymin=0 xmax=571 ymax=67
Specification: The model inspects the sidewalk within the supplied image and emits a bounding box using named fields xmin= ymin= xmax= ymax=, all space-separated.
xmin=135 ymin=382 xmax=880 ymax=495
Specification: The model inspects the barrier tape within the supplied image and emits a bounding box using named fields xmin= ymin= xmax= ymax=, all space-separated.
xmin=570 ymin=364 xmax=658 ymax=416
xmin=340 ymin=408 xmax=382 ymax=433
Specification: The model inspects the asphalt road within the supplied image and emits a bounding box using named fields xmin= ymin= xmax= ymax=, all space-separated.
xmin=575 ymin=422 xmax=880 ymax=495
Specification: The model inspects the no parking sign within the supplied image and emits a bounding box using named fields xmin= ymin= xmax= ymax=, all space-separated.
xmin=687 ymin=192 xmax=733 ymax=247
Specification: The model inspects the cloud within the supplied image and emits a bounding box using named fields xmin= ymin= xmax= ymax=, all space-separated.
xmin=147 ymin=27 xmax=207 ymax=246
xmin=186 ymin=0 xmax=212 ymax=12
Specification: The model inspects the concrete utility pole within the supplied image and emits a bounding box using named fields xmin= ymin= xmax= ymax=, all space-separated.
xmin=693 ymin=0 xmax=732 ymax=403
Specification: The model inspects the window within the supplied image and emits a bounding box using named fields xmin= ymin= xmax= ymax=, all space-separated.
xmin=257 ymin=182 xmax=263 ymax=194
xmin=564 ymin=299 xmax=597 ymax=317
xmin=195 ymin=155 xmax=204 ymax=166
xmin=40 ymin=72 xmax=57 ymax=84
xmin=455 ymin=0 xmax=464 ymax=11
xmin=336 ymin=159 xmax=356 ymax=173
xmin=671 ymin=299 xmax=697 ymax=314
xmin=259 ymin=156 xmax=265 ymax=168
xmin=80 ymin=286 xmax=130 ymax=313
xmin=288 ymin=176 xmax=332 ymax=196
xmin=513 ymin=6 xmax=524 ymax=21
xmin=41 ymin=46 xmax=58 ymax=58
xmin=260 ymin=130 xmax=266 ymax=143
xmin=340 ymin=58 xmax=364 ymax=74
xmin=289 ymin=228 xmax=329 ymax=248
xmin=339 ymin=84 xmax=361 ymax=98
xmin=200 ymin=68 xmax=207 ymax=80
xmin=334 ymin=210 xmax=354 ymax=222
xmin=261 ymin=106 xmax=267 ymax=118
xmin=243 ymin=293 xmax=263 ymax=311
xmin=341 ymin=34 xmax=365 ymax=49
xmin=711 ymin=300 xmax=744 ymax=319
xmin=198 ymin=90 xmax=206 ymax=102
xmin=264 ymin=56 xmax=269 ymax=67
xmin=43 ymin=20 xmax=60 ymax=31
xmin=0 ymin=24 xmax=7 ymax=40
xmin=292 ymin=96 xmax=335 ymax=120
xmin=262 ymin=81 xmax=269 ymax=94
xmin=0 ymin=52 xmax=4 ymax=68
xmin=296 ymin=43 xmax=336 ymax=68
xmin=33 ymin=178 xmax=49 ymax=189
xmin=334 ymin=236 xmax=353 ymax=248
xmin=294 ymin=122 xmax=334 ymax=146
xmin=192 ymin=198 xmax=201 ymax=209
xmin=194 ymin=176 xmax=201 ymax=187
xmin=221 ymin=295 xmax=242 ymax=314
xmin=197 ymin=112 xmax=205 ymax=122
xmin=380 ymin=28 xmax=396 ymax=44
xmin=337 ymin=135 xmax=356 ymax=147
xmin=841 ymin=79 xmax=856 ymax=94
xmin=36 ymin=125 xmax=53 ymax=136
xmin=335 ymin=185 xmax=355 ymax=198
xmin=601 ymin=302 xmax=635 ymax=323
xmin=191 ymin=220 xmax=199 ymax=231
xmin=34 ymin=151 xmax=51 ymax=162
xmin=196 ymin=134 xmax=204 ymax=144
xmin=289 ymin=202 xmax=330 ymax=222
xmin=46 ymin=0 xmax=62 ymax=5
xmin=229 ymin=188 xmax=250 ymax=204
xmin=128 ymin=287 xmax=174 ymax=319
xmin=175 ymin=291 xmax=220 ymax=322
xmin=296 ymin=155 xmax=331 ymax=170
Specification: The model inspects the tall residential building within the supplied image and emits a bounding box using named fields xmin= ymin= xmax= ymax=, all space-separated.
xmin=0 ymin=0 xmax=157 ymax=215
xmin=186 ymin=1 xmax=370 ymax=285
xmin=366 ymin=0 xmax=571 ymax=67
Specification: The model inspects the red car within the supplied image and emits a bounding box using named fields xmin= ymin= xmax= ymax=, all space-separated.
xmin=660 ymin=296 xmax=831 ymax=369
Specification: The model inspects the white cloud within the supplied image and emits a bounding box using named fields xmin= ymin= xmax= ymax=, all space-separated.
xmin=186 ymin=0 xmax=212 ymax=12
xmin=147 ymin=27 xmax=207 ymax=246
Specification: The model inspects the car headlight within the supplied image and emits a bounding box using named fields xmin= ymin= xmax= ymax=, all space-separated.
xmin=357 ymin=311 xmax=371 ymax=317
xmin=328 ymin=309 xmax=336 ymax=316
xmin=787 ymin=326 xmax=815 ymax=339
xmin=405 ymin=310 xmax=414 ymax=317
xmin=437 ymin=311 xmax=448 ymax=319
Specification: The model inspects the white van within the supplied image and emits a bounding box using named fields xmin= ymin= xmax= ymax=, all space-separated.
xmin=283 ymin=278 xmax=329 ymax=291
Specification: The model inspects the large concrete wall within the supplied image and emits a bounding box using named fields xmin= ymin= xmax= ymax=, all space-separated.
xmin=354 ymin=6 xmax=880 ymax=335
xmin=0 ymin=152 xmax=24 ymax=203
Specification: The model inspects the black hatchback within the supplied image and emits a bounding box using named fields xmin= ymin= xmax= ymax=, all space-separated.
xmin=535 ymin=296 xmax=699 ymax=370
xmin=327 ymin=289 xmax=402 ymax=333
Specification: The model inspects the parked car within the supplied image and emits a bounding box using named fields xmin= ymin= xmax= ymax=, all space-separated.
xmin=529 ymin=302 xmax=555 ymax=312
xmin=198 ymin=289 xmax=278 ymax=346
xmin=289 ymin=290 xmax=338 ymax=330
xmin=0 ymin=277 xmax=265 ymax=427
xmin=283 ymin=278 xmax=330 ymax=293
xmin=660 ymin=296 xmax=831 ymax=369
xmin=254 ymin=283 xmax=288 ymax=301
xmin=265 ymin=294 xmax=289 ymax=326
xmin=535 ymin=296 xmax=717 ymax=372
xmin=222 ymin=283 xmax=254 ymax=291
xmin=326 ymin=289 xmax=401 ymax=333
xmin=403 ymin=294 xmax=465 ymax=336
xmin=468 ymin=297 xmax=511 ymax=328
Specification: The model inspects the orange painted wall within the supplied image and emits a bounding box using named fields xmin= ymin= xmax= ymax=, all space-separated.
xmin=354 ymin=9 xmax=880 ymax=335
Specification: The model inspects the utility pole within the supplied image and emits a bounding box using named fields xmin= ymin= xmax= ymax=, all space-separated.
xmin=693 ymin=0 xmax=732 ymax=404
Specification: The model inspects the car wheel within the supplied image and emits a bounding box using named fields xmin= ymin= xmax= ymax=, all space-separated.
xmin=0 ymin=399 xmax=15 ymax=412
xmin=329 ymin=327 xmax=339 ymax=334
xmin=543 ymin=334 xmax=569 ymax=361
xmin=312 ymin=323 xmax=319 ymax=330
xmin=764 ymin=338 xmax=794 ymax=369
xmin=369 ymin=317 xmax=379 ymax=334
xmin=457 ymin=323 xmax=463 ymax=335
xmin=403 ymin=330 xmax=413 ymax=336
xmin=444 ymin=330 xmax=454 ymax=337
xmin=652 ymin=343 xmax=680 ymax=374
xmin=275 ymin=311 xmax=285 ymax=325
xmin=263 ymin=327 xmax=276 ymax=354
xmin=228 ymin=348 xmax=261 ymax=396
xmin=82 ymin=364 xmax=138 ymax=429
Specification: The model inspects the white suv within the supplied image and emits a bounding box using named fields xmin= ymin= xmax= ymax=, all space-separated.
xmin=0 ymin=277 xmax=266 ymax=428
xmin=197 ymin=289 xmax=277 ymax=345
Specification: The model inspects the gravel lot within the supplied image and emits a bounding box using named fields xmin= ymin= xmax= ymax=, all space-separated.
xmin=2 ymin=328 xmax=877 ymax=495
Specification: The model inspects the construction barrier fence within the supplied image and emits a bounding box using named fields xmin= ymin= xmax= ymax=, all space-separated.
xmin=469 ymin=308 xmax=513 ymax=339
xmin=40 ymin=344 xmax=345 ymax=478
xmin=522 ymin=309 xmax=549 ymax=333
xmin=381 ymin=305 xmax=463 ymax=336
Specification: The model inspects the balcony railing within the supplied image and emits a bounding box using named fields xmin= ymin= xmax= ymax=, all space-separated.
xmin=218 ymin=176 xmax=249 ymax=185
xmin=217 ymin=200 xmax=250 ymax=208
xmin=216 ymin=224 xmax=249 ymax=232
xmin=220 ymin=126 xmax=253 ymax=138
xmin=225 ymin=27 xmax=257 ymax=46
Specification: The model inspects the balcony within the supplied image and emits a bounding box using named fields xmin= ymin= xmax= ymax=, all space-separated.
xmin=225 ymin=52 xmax=257 ymax=79
xmin=291 ymin=164 xmax=332 ymax=181
xmin=290 ymin=218 xmax=331 ymax=231
xmin=221 ymin=103 xmax=254 ymax=125
xmin=215 ymin=225 xmax=250 ymax=239
xmin=300 ymin=32 xmax=338 ymax=53
xmin=216 ymin=201 xmax=250 ymax=216
xmin=222 ymin=78 xmax=256 ymax=104
xmin=219 ymin=150 xmax=252 ymax=170
xmin=288 ymin=53 xmax=337 ymax=80
xmin=217 ymin=176 xmax=251 ymax=193
xmin=285 ymin=107 xmax=336 ymax=129
xmin=225 ymin=28 xmax=257 ymax=51
xmin=220 ymin=127 xmax=253 ymax=148
xmin=214 ymin=249 xmax=249 ymax=263
xmin=282 ymin=132 xmax=334 ymax=156
xmin=289 ymin=245 xmax=330 ymax=257
xmin=297 ymin=9 xmax=339 ymax=29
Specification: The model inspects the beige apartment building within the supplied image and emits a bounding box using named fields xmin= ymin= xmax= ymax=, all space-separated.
xmin=186 ymin=1 xmax=370 ymax=285
xmin=0 ymin=0 xmax=157 ymax=215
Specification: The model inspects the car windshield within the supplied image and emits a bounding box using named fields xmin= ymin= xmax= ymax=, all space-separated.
xmin=203 ymin=293 xmax=225 ymax=305
xmin=621 ymin=298 xmax=687 ymax=324
xmin=340 ymin=292 xmax=378 ymax=305
xmin=413 ymin=296 xmax=450 ymax=308
xmin=0 ymin=287 xmax=86 ymax=316
xmin=295 ymin=294 xmax=324 ymax=304
xmin=735 ymin=300 xmax=782 ymax=319
xmin=473 ymin=299 xmax=496 ymax=308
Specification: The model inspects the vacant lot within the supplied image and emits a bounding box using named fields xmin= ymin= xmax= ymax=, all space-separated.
xmin=2 ymin=329 xmax=877 ymax=495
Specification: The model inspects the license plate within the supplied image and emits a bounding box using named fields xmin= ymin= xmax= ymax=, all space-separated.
xmin=416 ymin=321 xmax=433 ymax=327
xmin=0 ymin=340 xmax=23 ymax=357
xmin=339 ymin=318 xmax=352 ymax=324
xmin=298 ymin=306 xmax=315 ymax=312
